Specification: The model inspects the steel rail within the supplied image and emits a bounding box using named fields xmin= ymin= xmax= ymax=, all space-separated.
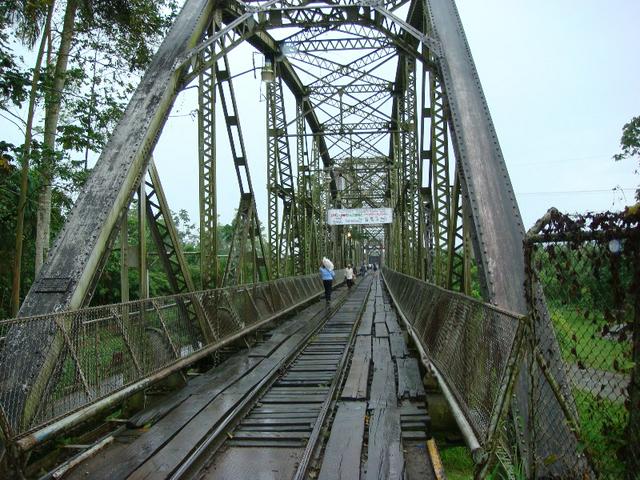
xmin=171 ymin=283 xmax=360 ymax=479
xmin=291 ymin=278 xmax=372 ymax=480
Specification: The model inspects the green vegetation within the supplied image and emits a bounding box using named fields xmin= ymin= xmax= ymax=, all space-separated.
xmin=575 ymin=389 xmax=627 ymax=479
xmin=549 ymin=303 xmax=632 ymax=373
xmin=529 ymin=234 xmax=635 ymax=478
xmin=439 ymin=446 xmax=474 ymax=480
xmin=613 ymin=115 xmax=640 ymax=201
xmin=1 ymin=1 xmax=181 ymax=318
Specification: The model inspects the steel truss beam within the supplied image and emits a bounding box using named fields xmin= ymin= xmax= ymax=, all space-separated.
xmin=396 ymin=56 xmax=420 ymax=276
xmin=283 ymin=36 xmax=391 ymax=52
xmin=308 ymin=82 xmax=392 ymax=97
xmin=214 ymin=49 xmax=269 ymax=285
xmin=333 ymin=156 xmax=389 ymax=210
xmin=229 ymin=3 xmax=441 ymax=58
xmin=145 ymin=162 xmax=216 ymax=342
xmin=314 ymin=90 xmax=392 ymax=128
xmin=301 ymin=48 xmax=395 ymax=89
xmin=198 ymin=23 xmax=218 ymax=290
xmin=447 ymin=170 xmax=471 ymax=294
xmin=267 ymin=71 xmax=302 ymax=277
xmin=295 ymin=101 xmax=313 ymax=273
xmin=429 ymin=73 xmax=450 ymax=286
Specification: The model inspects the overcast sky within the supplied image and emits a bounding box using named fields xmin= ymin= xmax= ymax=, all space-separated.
xmin=455 ymin=0 xmax=639 ymax=227
xmin=3 ymin=1 xmax=639 ymax=232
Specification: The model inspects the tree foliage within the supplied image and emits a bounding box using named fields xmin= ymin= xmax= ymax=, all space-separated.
xmin=613 ymin=115 xmax=640 ymax=201
xmin=0 ymin=0 xmax=183 ymax=317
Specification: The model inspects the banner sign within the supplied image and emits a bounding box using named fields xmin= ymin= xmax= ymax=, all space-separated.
xmin=327 ymin=208 xmax=393 ymax=225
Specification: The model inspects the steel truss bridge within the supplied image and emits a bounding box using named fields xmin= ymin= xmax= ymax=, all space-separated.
xmin=0 ymin=0 xmax=590 ymax=478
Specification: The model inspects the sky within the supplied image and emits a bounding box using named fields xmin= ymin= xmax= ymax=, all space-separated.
xmin=454 ymin=0 xmax=640 ymax=227
xmin=3 ymin=0 xmax=639 ymax=232
xmin=151 ymin=0 xmax=640 ymax=230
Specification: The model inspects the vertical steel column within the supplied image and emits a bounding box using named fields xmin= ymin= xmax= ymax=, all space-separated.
xmin=296 ymin=101 xmax=311 ymax=273
xmin=309 ymin=138 xmax=321 ymax=267
xmin=266 ymin=77 xmax=280 ymax=278
xmin=389 ymin=119 xmax=401 ymax=271
xmin=198 ymin=22 xmax=218 ymax=290
xmin=318 ymin=144 xmax=332 ymax=263
xmin=418 ymin=64 xmax=430 ymax=281
xmin=447 ymin=171 xmax=471 ymax=294
xmin=429 ymin=73 xmax=451 ymax=287
xmin=266 ymin=70 xmax=300 ymax=277
xmin=137 ymin=179 xmax=148 ymax=300
xmin=400 ymin=57 xmax=419 ymax=276
xmin=214 ymin=49 xmax=269 ymax=285
xmin=120 ymin=218 xmax=129 ymax=304
xmin=408 ymin=58 xmax=420 ymax=277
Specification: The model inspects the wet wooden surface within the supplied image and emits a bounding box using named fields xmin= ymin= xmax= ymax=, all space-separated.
xmin=67 ymin=276 xmax=438 ymax=480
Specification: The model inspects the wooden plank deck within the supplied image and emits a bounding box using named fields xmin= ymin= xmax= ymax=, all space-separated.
xmin=66 ymin=277 xmax=437 ymax=480
xmin=318 ymin=401 xmax=367 ymax=480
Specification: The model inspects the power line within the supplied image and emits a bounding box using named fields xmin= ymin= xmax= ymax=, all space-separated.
xmin=517 ymin=188 xmax=636 ymax=196
xmin=509 ymin=154 xmax=614 ymax=167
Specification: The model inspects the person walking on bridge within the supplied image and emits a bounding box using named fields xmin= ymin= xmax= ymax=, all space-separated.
xmin=319 ymin=258 xmax=335 ymax=303
xmin=345 ymin=264 xmax=355 ymax=290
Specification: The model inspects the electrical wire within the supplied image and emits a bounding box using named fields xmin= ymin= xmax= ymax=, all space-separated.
xmin=517 ymin=188 xmax=636 ymax=196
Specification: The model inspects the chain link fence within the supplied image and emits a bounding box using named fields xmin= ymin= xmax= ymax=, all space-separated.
xmin=381 ymin=268 xmax=524 ymax=466
xmin=524 ymin=207 xmax=640 ymax=479
xmin=0 ymin=271 xmax=344 ymax=447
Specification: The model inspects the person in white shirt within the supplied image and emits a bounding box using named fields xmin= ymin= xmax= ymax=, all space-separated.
xmin=345 ymin=264 xmax=355 ymax=290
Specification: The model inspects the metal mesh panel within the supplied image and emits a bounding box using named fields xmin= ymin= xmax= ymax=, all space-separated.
xmin=0 ymin=271 xmax=338 ymax=441
xmin=382 ymin=267 xmax=522 ymax=445
xmin=524 ymin=209 xmax=640 ymax=479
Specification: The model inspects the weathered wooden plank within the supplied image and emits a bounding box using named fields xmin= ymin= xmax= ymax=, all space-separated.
xmin=126 ymin=314 xmax=312 ymax=428
xmin=252 ymin=405 xmax=321 ymax=413
xmin=341 ymin=335 xmax=371 ymax=400
xmin=236 ymin=424 xmax=312 ymax=432
xmin=241 ymin=417 xmax=315 ymax=426
xmin=248 ymin=332 xmax=288 ymax=357
xmin=318 ymin=401 xmax=366 ymax=480
xmin=225 ymin=439 xmax=304 ymax=448
xmin=357 ymin=311 xmax=374 ymax=336
xmin=365 ymin=405 xmax=404 ymax=480
xmin=77 ymin=303 xmax=328 ymax=479
xmin=384 ymin=312 xmax=401 ymax=334
xmin=396 ymin=358 xmax=425 ymax=400
xmin=389 ymin=334 xmax=408 ymax=359
xmin=248 ymin=412 xmax=318 ymax=419
xmin=230 ymin=430 xmax=311 ymax=439
xmin=374 ymin=322 xmax=388 ymax=338
xmin=370 ymin=337 xmax=396 ymax=406
xmin=127 ymin=354 xmax=259 ymax=428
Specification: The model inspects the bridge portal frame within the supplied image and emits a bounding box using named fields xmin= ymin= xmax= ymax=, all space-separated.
xmin=1 ymin=1 xmax=581 ymax=476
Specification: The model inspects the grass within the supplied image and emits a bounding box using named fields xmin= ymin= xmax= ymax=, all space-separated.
xmin=549 ymin=303 xmax=632 ymax=373
xmin=575 ymin=389 xmax=627 ymax=479
xmin=437 ymin=389 xmax=629 ymax=480
xmin=439 ymin=445 xmax=474 ymax=480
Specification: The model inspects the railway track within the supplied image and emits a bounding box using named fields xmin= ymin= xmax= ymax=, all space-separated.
xmin=64 ymin=275 xmax=437 ymax=480
xmin=179 ymin=277 xmax=373 ymax=479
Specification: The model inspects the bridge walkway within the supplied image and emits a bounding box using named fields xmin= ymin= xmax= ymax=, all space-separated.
xmin=66 ymin=275 xmax=437 ymax=480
